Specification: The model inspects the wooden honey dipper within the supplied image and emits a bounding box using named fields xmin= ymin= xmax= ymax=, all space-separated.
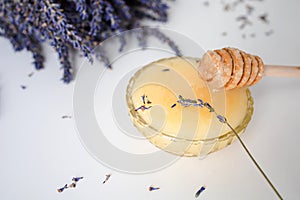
xmin=198 ymin=47 xmax=300 ymax=90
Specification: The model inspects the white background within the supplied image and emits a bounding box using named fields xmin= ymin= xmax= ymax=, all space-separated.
xmin=1 ymin=0 xmax=300 ymax=199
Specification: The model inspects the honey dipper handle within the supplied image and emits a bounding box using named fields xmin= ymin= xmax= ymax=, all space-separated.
xmin=264 ymin=65 xmax=300 ymax=77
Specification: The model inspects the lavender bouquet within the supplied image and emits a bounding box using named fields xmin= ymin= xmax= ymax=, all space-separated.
xmin=0 ymin=0 xmax=177 ymax=83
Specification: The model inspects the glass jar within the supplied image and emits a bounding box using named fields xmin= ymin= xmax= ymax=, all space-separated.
xmin=126 ymin=57 xmax=254 ymax=157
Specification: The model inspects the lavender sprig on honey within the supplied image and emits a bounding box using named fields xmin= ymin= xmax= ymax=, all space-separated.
xmin=172 ymin=95 xmax=204 ymax=108
xmin=173 ymin=95 xmax=283 ymax=199
xmin=173 ymin=95 xmax=226 ymax=124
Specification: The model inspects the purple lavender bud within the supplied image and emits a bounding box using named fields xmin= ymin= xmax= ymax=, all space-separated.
xmin=195 ymin=186 xmax=206 ymax=198
xmin=204 ymin=102 xmax=214 ymax=112
xmin=149 ymin=186 xmax=160 ymax=191
xmin=171 ymin=103 xmax=177 ymax=108
xmin=217 ymin=115 xmax=227 ymax=123
xmin=72 ymin=176 xmax=84 ymax=182
xmin=197 ymin=99 xmax=204 ymax=107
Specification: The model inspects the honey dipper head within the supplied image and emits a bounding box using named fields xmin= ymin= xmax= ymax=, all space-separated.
xmin=198 ymin=47 xmax=264 ymax=90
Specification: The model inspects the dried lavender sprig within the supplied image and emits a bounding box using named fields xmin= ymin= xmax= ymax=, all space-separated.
xmin=131 ymin=0 xmax=168 ymax=22
xmin=0 ymin=19 xmax=45 ymax=69
xmin=111 ymin=0 xmax=132 ymax=20
xmin=176 ymin=95 xmax=283 ymax=200
xmin=26 ymin=36 xmax=45 ymax=70
xmin=0 ymin=0 xmax=88 ymax=80
xmin=140 ymin=27 xmax=182 ymax=56
xmin=149 ymin=28 xmax=181 ymax=56
xmin=103 ymin=1 xmax=122 ymax=31
xmin=0 ymin=0 xmax=174 ymax=83
xmin=74 ymin=0 xmax=89 ymax=20
xmin=95 ymin=45 xmax=111 ymax=69
xmin=89 ymin=0 xmax=104 ymax=37
xmin=56 ymin=42 xmax=73 ymax=83
xmin=93 ymin=27 xmax=182 ymax=69
xmin=40 ymin=0 xmax=92 ymax=57
xmin=135 ymin=27 xmax=147 ymax=49
xmin=176 ymin=95 xmax=204 ymax=107
xmin=102 ymin=0 xmax=126 ymax=52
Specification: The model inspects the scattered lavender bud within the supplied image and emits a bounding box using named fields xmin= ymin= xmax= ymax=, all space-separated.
xmin=20 ymin=85 xmax=27 ymax=90
xmin=265 ymin=29 xmax=274 ymax=36
xmin=195 ymin=186 xmax=206 ymax=198
xmin=209 ymin=1 xmax=271 ymax=37
xmin=142 ymin=94 xmax=146 ymax=104
xmin=62 ymin=115 xmax=72 ymax=119
xmin=149 ymin=186 xmax=160 ymax=191
xmin=221 ymin=32 xmax=227 ymax=36
xmin=146 ymin=100 xmax=152 ymax=104
xmin=68 ymin=182 xmax=77 ymax=188
xmin=245 ymin=4 xmax=254 ymax=15
xmin=28 ymin=72 xmax=34 ymax=77
xmin=258 ymin=13 xmax=269 ymax=24
xmin=237 ymin=15 xmax=252 ymax=29
xmin=72 ymin=177 xmax=84 ymax=182
xmin=57 ymin=184 xmax=68 ymax=193
xmin=102 ymin=174 xmax=111 ymax=184
xmin=223 ymin=4 xmax=231 ymax=12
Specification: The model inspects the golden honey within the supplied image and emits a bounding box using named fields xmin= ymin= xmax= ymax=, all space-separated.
xmin=126 ymin=57 xmax=253 ymax=157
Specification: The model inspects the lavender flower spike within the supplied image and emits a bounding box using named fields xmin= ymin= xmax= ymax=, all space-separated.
xmin=0 ymin=0 xmax=174 ymax=83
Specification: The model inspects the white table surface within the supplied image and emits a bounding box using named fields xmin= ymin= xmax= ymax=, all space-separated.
xmin=1 ymin=0 xmax=300 ymax=199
